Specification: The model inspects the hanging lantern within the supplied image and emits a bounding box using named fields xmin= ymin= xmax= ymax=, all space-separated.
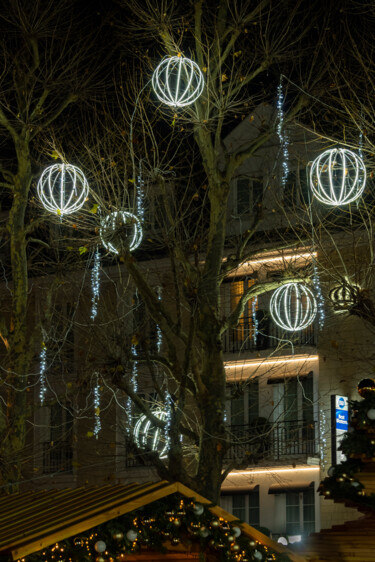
xmin=309 ymin=148 xmax=366 ymax=206
xmin=152 ymin=55 xmax=204 ymax=107
xmin=270 ymin=282 xmax=317 ymax=331
xmin=99 ymin=211 xmax=142 ymax=254
xmin=37 ymin=163 xmax=89 ymax=215
xmin=133 ymin=408 xmax=169 ymax=458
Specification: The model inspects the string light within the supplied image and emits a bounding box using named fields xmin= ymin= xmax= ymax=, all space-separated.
xmin=126 ymin=344 xmax=138 ymax=433
xmin=93 ymin=374 xmax=101 ymax=438
xmin=39 ymin=342 xmax=47 ymax=405
xmin=37 ymin=163 xmax=89 ymax=215
xmin=252 ymin=296 xmax=258 ymax=345
xmin=152 ymin=56 xmax=204 ymax=107
xmin=90 ymin=248 xmax=100 ymax=321
xmin=319 ymin=408 xmax=328 ymax=468
xmin=100 ymin=210 xmax=143 ymax=254
xmin=276 ymin=80 xmax=289 ymax=189
xmin=270 ymin=282 xmax=317 ymax=332
xmin=312 ymin=260 xmax=325 ymax=329
xmin=136 ymin=162 xmax=145 ymax=224
xmin=164 ymin=392 xmax=172 ymax=454
xmin=310 ymin=148 xmax=366 ymax=206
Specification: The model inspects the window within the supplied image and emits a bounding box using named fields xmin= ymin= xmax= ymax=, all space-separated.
xmin=236 ymin=177 xmax=263 ymax=215
xmin=42 ymin=402 xmax=73 ymax=474
xmin=283 ymin=169 xmax=310 ymax=207
xmin=221 ymin=490 xmax=260 ymax=528
xmin=229 ymin=380 xmax=259 ymax=426
xmin=228 ymin=277 xmax=258 ymax=351
xmin=286 ymin=485 xmax=315 ymax=537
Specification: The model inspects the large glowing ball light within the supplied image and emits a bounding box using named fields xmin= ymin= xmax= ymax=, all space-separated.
xmin=310 ymin=148 xmax=366 ymax=206
xmin=37 ymin=163 xmax=89 ymax=215
xmin=152 ymin=56 xmax=204 ymax=107
xmin=99 ymin=210 xmax=142 ymax=254
xmin=270 ymin=282 xmax=317 ymax=332
xmin=133 ymin=409 xmax=169 ymax=459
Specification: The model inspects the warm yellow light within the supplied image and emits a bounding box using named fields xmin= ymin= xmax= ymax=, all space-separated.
xmin=227 ymin=466 xmax=320 ymax=475
xmin=224 ymin=355 xmax=318 ymax=369
xmin=244 ymin=251 xmax=317 ymax=267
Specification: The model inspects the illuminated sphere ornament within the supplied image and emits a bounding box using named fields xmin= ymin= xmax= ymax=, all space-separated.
xmin=310 ymin=148 xmax=366 ymax=206
xmin=37 ymin=163 xmax=89 ymax=215
xmin=133 ymin=408 xmax=169 ymax=458
xmin=329 ymin=282 xmax=360 ymax=312
xmin=367 ymin=409 xmax=375 ymax=420
xmin=270 ymin=282 xmax=317 ymax=332
xmin=152 ymin=55 xmax=204 ymax=107
xmin=94 ymin=541 xmax=106 ymax=553
xmin=99 ymin=211 xmax=142 ymax=254
xmin=358 ymin=378 xmax=375 ymax=398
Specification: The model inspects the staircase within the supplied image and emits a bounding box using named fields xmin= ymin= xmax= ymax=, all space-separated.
xmin=291 ymin=460 xmax=375 ymax=561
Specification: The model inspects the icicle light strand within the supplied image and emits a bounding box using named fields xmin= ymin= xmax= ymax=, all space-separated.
xmin=39 ymin=343 xmax=47 ymax=405
xmin=276 ymin=81 xmax=289 ymax=189
xmin=93 ymin=378 xmax=101 ymax=438
xmin=136 ymin=163 xmax=145 ymax=224
xmin=312 ymin=261 xmax=325 ymax=329
xmin=90 ymin=248 xmax=100 ymax=321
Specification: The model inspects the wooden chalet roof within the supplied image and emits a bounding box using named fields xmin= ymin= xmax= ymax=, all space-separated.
xmin=0 ymin=480 xmax=308 ymax=562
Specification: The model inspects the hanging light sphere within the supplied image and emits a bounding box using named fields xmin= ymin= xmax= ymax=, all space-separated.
xmin=152 ymin=55 xmax=204 ymax=107
xmin=99 ymin=211 xmax=142 ymax=254
xmin=358 ymin=378 xmax=375 ymax=398
xmin=270 ymin=282 xmax=317 ymax=332
xmin=309 ymin=148 xmax=366 ymax=206
xmin=329 ymin=281 xmax=360 ymax=311
xmin=133 ymin=408 xmax=169 ymax=458
xmin=37 ymin=163 xmax=89 ymax=215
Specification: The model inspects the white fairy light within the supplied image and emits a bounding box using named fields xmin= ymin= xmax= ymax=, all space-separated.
xmin=100 ymin=210 xmax=143 ymax=254
xmin=136 ymin=162 xmax=145 ymax=224
xmin=310 ymin=148 xmax=366 ymax=206
xmin=319 ymin=408 xmax=328 ymax=468
xmin=90 ymin=248 xmax=100 ymax=321
xmin=270 ymin=282 xmax=317 ymax=332
xmin=134 ymin=408 xmax=169 ymax=458
xmin=252 ymin=296 xmax=258 ymax=345
xmin=126 ymin=344 xmax=138 ymax=433
xmin=37 ymin=163 xmax=89 ymax=215
xmin=152 ymin=55 xmax=204 ymax=107
xmin=93 ymin=377 xmax=101 ymax=438
xmin=164 ymin=392 xmax=172 ymax=454
xmin=39 ymin=343 xmax=47 ymax=405
xmin=276 ymin=81 xmax=289 ymax=189
xmin=312 ymin=261 xmax=325 ymax=329
xmin=156 ymin=286 xmax=162 ymax=353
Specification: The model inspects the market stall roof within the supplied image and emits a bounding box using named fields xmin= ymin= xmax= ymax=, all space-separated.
xmin=0 ymin=480 xmax=307 ymax=562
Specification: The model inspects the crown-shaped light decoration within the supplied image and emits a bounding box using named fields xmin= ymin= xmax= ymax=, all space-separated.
xmin=310 ymin=148 xmax=366 ymax=206
xmin=37 ymin=163 xmax=89 ymax=215
xmin=152 ymin=55 xmax=204 ymax=107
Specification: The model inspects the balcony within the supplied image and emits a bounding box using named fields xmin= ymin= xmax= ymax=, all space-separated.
xmin=42 ymin=441 xmax=73 ymax=474
xmin=223 ymin=315 xmax=317 ymax=353
xmin=225 ymin=420 xmax=317 ymax=463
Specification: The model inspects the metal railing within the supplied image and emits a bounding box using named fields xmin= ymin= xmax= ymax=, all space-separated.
xmin=223 ymin=316 xmax=317 ymax=353
xmin=225 ymin=420 xmax=317 ymax=462
xmin=42 ymin=441 xmax=73 ymax=474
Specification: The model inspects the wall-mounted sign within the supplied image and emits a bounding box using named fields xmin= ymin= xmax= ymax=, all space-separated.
xmin=331 ymin=395 xmax=349 ymax=465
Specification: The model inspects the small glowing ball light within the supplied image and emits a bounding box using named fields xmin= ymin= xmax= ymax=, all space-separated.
xmin=133 ymin=408 xmax=169 ymax=458
xmin=270 ymin=282 xmax=317 ymax=332
xmin=309 ymin=148 xmax=366 ymax=206
xmin=99 ymin=210 xmax=142 ymax=254
xmin=37 ymin=163 xmax=89 ymax=215
xmin=152 ymin=55 xmax=204 ymax=107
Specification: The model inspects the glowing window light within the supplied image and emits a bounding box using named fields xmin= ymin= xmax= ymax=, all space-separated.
xmin=99 ymin=211 xmax=142 ymax=254
xmin=270 ymin=282 xmax=317 ymax=332
xmin=152 ymin=55 xmax=204 ymax=107
xmin=133 ymin=408 xmax=169 ymax=458
xmin=310 ymin=148 xmax=366 ymax=206
xmin=37 ymin=163 xmax=89 ymax=215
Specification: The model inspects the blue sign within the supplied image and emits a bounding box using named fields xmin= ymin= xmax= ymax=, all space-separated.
xmin=336 ymin=409 xmax=348 ymax=430
xmin=331 ymin=395 xmax=349 ymax=465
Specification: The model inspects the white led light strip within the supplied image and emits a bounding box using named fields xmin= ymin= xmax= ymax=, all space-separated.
xmin=310 ymin=148 xmax=366 ymax=206
xmin=37 ymin=163 xmax=89 ymax=215
xmin=270 ymin=282 xmax=317 ymax=332
xmin=152 ymin=56 xmax=204 ymax=107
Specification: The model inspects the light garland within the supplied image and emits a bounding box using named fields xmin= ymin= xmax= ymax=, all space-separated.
xmin=152 ymin=55 xmax=204 ymax=107
xmin=37 ymin=163 xmax=89 ymax=215
xmin=93 ymin=376 xmax=101 ymax=438
xmin=164 ymin=392 xmax=172 ymax=454
xmin=276 ymin=80 xmax=289 ymax=189
xmin=90 ymin=248 xmax=100 ymax=321
xmin=252 ymin=296 xmax=258 ymax=345
xmin=136 ymin=163 xmax=145 ymax=224
xmin=100 ymin=211 xmax=143 ymax=254
xmin=133 ymin=408 xmax=169 ymax=458
xmin=312 ymin=261 xmax=325 ymax=329
xmin=310 ymin=148 xmax=366 ymax=206
xmin=39 ymin=342 xmax=47 ymax=405
xmin=270 ymin=282 xmax=317 ymax=332
xmin=126 ymin=344 xmax=138 ymax=434
xmin=319 ymin=408 xmax=328 ymax=469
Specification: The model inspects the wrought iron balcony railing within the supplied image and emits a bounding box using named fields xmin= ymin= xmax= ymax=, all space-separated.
xmin=42 ymin=441 xmax=73 ymax=474
xmin=225 ymin=420 xmax=317 ymax=463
